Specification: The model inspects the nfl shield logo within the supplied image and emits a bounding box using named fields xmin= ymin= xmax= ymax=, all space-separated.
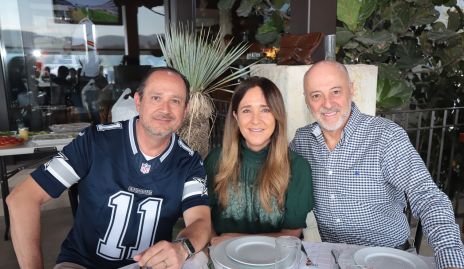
xmin=140 ymin=163 xmax=151 ymax=174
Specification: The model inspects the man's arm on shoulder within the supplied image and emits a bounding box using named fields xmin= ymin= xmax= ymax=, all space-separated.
xmin=6 ymin=175 xmax=52 ymax=269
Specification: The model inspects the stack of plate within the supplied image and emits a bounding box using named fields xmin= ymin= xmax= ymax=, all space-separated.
xmin=210 ymin=236 xmax=297 ymax=269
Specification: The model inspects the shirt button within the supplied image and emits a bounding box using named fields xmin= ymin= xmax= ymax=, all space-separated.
xmin=335 ymin=218 xmax=341 ymax=223
xmin=328 ymin=170 xmax=333 ymax=175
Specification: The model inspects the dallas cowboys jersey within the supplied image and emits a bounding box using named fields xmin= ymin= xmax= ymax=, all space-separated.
xmin=31 ymin=117 xmax=209 ymax=268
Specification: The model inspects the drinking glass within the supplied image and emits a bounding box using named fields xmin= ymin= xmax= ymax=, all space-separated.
xmin=274 ymin=236 xmax=301 ymax=269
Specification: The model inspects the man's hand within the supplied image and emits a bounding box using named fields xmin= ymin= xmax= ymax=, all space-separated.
xmin=133 ymin=240 xmax=187 ymax=269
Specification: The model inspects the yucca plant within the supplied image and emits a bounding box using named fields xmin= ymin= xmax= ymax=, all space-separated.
xmin=157 ymin=25 xmax=254 ymax=157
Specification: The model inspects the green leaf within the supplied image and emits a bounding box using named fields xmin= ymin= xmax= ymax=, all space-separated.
xmin=343 ymin=40 xmax=360 ymax=50
xmin=257 ymin=21 xmax=278 ymax=34
xmin=272 ymin=0 xmax=289 ymax=9
xmin=426 ymin=29 xmax=459 ymax=43
xmin=337 ymin=0 xmax=376 ymax=32
xmin=256 ymin=30 xmax=280 ymax=45
xmin=431 ymin=21 xmax=447 ymax=31
xmin=419 ymin=32 xmax=434 ymax=56
xmin=410 ymin=5 xmax=439 ymax=26
xmin=386 ymin=2 xmax=412 ymax=33
xmin=270 ymin=10 xmax=285 ymax=32
xmin=336 ymin=27 xmax=355 ymax=46
xmin=447 ymin=8 xmax=461 ymax=31
xmin=337 ymin=0 xmax=362 ymax=32
xmin=395 ymin=38 xmax=425 ymax=70
xmin=358 ymin=0 xmax=378 ymax=22
xmin=237 ymin=0 xmax=261 ymax=17
xmin=354 ymin=30 xmax=394 ymax=45
xmin=376 ymin=64 xmax=413 ymax=109
xmin=437 ymin=44 xmax=464 ymax=67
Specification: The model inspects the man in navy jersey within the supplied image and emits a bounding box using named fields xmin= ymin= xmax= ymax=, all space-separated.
xmin=7 ymin=67 xmax=211 ymax=269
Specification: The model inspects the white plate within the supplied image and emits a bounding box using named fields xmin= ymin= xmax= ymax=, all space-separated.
xmin=354 ymin=247 xmax=429 ymax=269
xmin=210 ymin=237 xmax=305 ymax=269
xmin=225 ymin=236 xmax=280 ymax=266
xmin=211 ymin=238 xmax=275 ymax=269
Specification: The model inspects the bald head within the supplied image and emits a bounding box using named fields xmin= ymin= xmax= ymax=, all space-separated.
xmin=304 ymin=60 xmax=351 ymax=90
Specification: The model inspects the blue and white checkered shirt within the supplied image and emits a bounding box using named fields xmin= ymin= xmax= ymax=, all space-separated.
xmin=290 ymin=103 xmax=464 ymax=269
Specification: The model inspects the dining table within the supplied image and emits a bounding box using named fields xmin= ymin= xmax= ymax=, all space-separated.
xmin=210 ymin=237 xmax=436 ymax=269
xmin=0 ymin=137 xmax=74 ymax=240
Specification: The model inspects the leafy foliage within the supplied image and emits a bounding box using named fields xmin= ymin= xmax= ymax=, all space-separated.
xmin=219 ymin=0 xmax=290 ymax=46
xmin=337 ymin=0 xmax=464 ymax=109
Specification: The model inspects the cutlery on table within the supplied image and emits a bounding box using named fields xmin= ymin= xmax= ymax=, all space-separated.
xmin=331 ymin=249 xmax=341 ymax=269
xmin=300 ymin=244 xmax=316 ymax=266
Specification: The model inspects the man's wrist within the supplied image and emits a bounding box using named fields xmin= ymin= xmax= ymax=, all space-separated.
xmin=174 ymin=237 xmax=195 ymax=260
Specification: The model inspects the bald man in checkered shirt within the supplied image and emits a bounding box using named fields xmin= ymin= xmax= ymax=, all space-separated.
xmin=290 ymin=60 xmax=464 ymax=269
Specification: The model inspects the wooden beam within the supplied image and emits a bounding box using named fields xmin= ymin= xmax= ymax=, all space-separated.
xmin=122 ymin=4 xmax=140 ymax=65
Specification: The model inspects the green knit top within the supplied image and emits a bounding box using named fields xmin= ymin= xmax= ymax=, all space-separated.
xmin=204 ymin=140 xmax=314 ymax=235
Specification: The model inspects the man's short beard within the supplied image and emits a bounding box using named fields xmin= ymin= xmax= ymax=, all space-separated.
xmin=313 ymin=102 xmax=351 ymax=132
xmin=139 ymin=116 xmax=174 ymax=138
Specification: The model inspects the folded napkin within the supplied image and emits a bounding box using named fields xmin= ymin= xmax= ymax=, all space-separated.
xmin=303 ymin=210 xmax=322 ymax=242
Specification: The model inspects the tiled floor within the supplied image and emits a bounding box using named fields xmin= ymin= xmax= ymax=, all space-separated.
xmin=0 ymin=166 xmax=453 ymax=268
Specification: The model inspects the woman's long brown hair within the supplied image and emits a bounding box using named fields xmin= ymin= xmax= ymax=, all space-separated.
xmin=214 ymin=76 xmax=290 ymax=212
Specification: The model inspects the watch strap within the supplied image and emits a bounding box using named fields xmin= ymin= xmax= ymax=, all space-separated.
xmin=174 ymin=237 xmax=195 ymax=260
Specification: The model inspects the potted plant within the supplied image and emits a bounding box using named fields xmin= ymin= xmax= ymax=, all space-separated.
xmin=157 ymin=25 xmax=253 ymax=157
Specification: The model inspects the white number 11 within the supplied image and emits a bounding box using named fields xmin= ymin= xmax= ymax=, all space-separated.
xmin=97 ymin=191 xmax=163 ymax=260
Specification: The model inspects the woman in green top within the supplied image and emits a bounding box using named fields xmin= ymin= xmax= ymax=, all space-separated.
xmin=204 ymin=76 xmax=314 ymax=246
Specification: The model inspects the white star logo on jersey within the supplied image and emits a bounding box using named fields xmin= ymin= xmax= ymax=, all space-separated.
xmin=140 ymin=163 xmax=151 ymax=174
xmin=44 ymin=152 xmax=68 ymax=172
xmin=194 ymin=176 xmax=207 ymax=196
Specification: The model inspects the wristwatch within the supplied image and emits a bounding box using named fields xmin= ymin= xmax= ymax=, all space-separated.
xmin=174 ymin=237 xmax=195 ymax=260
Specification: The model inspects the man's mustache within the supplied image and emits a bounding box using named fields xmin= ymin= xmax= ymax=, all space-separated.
xmin=320 ymin=107 xmax=340 ymax=114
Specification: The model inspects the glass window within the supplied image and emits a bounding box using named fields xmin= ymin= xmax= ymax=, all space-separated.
xmin=0 ymin=0 xmax=166 ymax=131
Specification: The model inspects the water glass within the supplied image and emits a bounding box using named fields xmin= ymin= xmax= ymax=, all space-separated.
xmin=274 ymin=236 xmax=301 ymax=269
